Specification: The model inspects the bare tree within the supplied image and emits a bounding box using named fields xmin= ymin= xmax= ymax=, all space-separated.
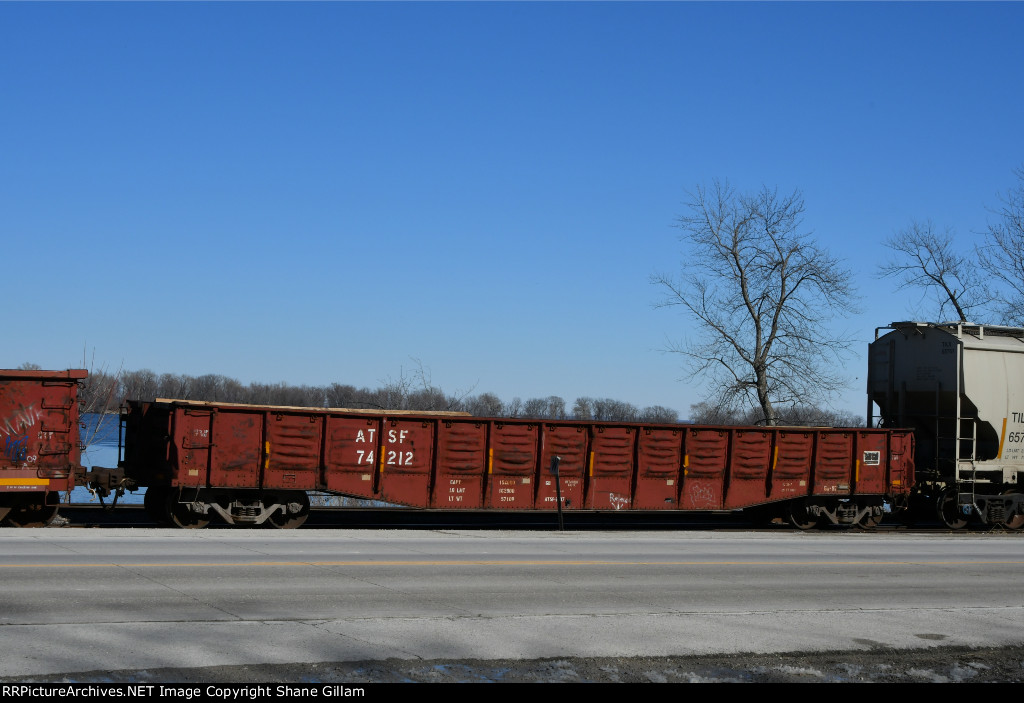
xmin=689 ymin=399 xmax=859 ymax=427
xmin=653 ymin=181 xmax=858 ymax=426
xmin=776 ymin=405 xmax=862 ymax=427
xmin=120 ymin=369 xmax=159 ymax=403
xmin=521 ymin=397 xmax=550 ymax=419
xmin=521 ymin=396 xmax=567 ymax=420
xmin=571 ymin=397 xmax=593 ymax=421
xmin=463 ymin=392 xmax=505 ymax=417
xmin=638 ymin=405 xmax=678 ymax=423
xmin=503 ymin=397 xmax=523 ymax=418
xmin=878 ymin=219 xmax=990 ymax=322
xmin=979 ymin=165 xmax=1024 ymax=324
xmin=688 ymin=400 xmax=748 ymax=425
xmin=574 ymin=397 xmax=640 ymax=422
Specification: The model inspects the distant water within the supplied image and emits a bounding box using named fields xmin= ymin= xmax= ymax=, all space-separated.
xmin=71 ymin=413 xmax=143 ymax=504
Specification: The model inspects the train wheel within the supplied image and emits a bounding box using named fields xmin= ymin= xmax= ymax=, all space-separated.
xmin=266 ymin=492 xmax=310 ymax=529
xmin=166 ymin=494 xmax=211 ymax=529
xmin=937 ymin=490 xmax=968 ymax=530
xmin=787 ymin=500 xmax=819 ymax=530
xmin=856 ymin=509 xmax=884 ymax=530
xmin=1001 ymin=490 xmax=1024 ymax=530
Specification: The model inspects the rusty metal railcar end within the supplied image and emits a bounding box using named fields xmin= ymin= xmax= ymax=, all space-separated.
xmin=0 ymin=368 xmax=87 ymax=526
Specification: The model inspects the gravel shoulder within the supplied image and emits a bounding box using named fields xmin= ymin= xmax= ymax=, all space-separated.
xmin=7 ymin=646 xmax=1024 ymax=683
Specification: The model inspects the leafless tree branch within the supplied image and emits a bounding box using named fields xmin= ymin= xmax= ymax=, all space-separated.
xmin=979 ymin=165 xmax=1024 ymax=324
xmin=878 ymin=219 xmax=991 ymax=322
xmin=653 ymin=180 xmax=859 ymax=425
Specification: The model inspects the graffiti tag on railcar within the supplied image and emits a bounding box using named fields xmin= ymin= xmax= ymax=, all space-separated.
xmin=608 ymin=493 xmax=630 ymax=510
xmin=688 ymin=483 xmax=716 ymax=507
xmin=1 ymin=435 xmax=30 ymax=462
xmin=1 ymin=404 xmax=43 ymax=437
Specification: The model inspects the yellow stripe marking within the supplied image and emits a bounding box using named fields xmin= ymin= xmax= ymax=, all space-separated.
xmin=999 ymin=417 xmax=1008 ymax=459
xmin=263 ymin=441 xmax=270 ymax=470
xmin=772 ymin=447 xmax=779 ymax=473
xmin=488 ymin=448 xmax=493 ymax=475
xmin=0 ymin=478 xmax=50 ymax=486
xmin=589 ymin=451 xmax=594 ymax=477
xmin=855 ymin=459 xmax=860 ymax=483
xmin=3 ymin=559 xmax=1024 ymax=569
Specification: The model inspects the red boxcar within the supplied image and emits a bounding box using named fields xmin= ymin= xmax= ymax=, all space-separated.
xmin=0 ymin=369 xmax=86 ymax=526
xmin=110 ymin=398 xmax=914 ymax=529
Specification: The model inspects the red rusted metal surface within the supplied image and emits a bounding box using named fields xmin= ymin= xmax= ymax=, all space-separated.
xmin=486 ymin=422 xmax=537 ymax=509
xmin=0 ymin=369 xmax=86 ymax=496
xmin=814 ymin=431 xmax=854 ymax=495
xmin=378 ymin=419 xmax=433 ymax=507
xmin=120 ymin=399 xmax=916 ymax=519
xmin=211 ymin=410 xmax=262 ymax=488
xmin=723 ymin=429 xmax=772 ymax=508
xmin=324 ymin=415 xmax=379 ymax=496
xmin=769 ymin=431 xmax=814 ymax=501
xmin=853 ymin=431 xmax=888 ymax=495
xmin=681 ymin=428 xmax=728 ymax=510
xmin=887 ymin=431 xmax=915 ymax=494
xmin=264 ymin=411 xmax=321 ymax=490
xmin=432 ymin=419 xmax=487 ymax=509
xmin=587 ymin=425 xmax=636 ymax=510
xmin=537 ymin=423 xmax=587 ymax=509
xmin=635 ymin=428 xmax=683 ymax=509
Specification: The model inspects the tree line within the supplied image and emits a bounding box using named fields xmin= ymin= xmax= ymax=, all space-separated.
xmin=71 ymin=365 xmax=682 ymax=424
xmin=70 ymin=366 xmax=862 ymax=426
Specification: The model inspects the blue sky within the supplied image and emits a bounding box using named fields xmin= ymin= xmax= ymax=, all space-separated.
xmin=3 ymin=1 xmax=1022 ymax=417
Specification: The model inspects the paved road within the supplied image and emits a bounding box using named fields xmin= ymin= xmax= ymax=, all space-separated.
xmin=1 ymin=528 xmax=1023 ymax=680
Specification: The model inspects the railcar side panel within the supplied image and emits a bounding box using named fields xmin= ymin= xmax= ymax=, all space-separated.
xmin=487 ymin=422 xmax=538 ymax=509
xmin=635 ymin=428 xmax=683 ymax=509
xmin=209 ymin=410 xmax=261 ymax=488
xmin=264 ymin=411 xmax=321 ymax=490
xmin=769 ymin=431 xmax=814 ymax=501
xmin=323 ymin=416 xmax=379 ymax=498
xmin=682 ymin=428 xmax=728 ymax=510
xmin=814 ymin=431 xmax=853 ymax=495
xmin=888 ymin=431 xmax=915 ymax=493
xmin=724 ymin=429 xmax=772 ymax=508
xmin=538 ymin=424 xmax=587 ymax=509
xmin=174 ymin=408 xmax=212 ymax=488
xmin=853 ymin=431 xmax=887 ymax=495
xmin=432 ymin=419 xmax=487 ymax=509
xmin=378 ymin=419 xmax=433 ymax=507
xmin=586 ymin=426 xmax=636 ymax=510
